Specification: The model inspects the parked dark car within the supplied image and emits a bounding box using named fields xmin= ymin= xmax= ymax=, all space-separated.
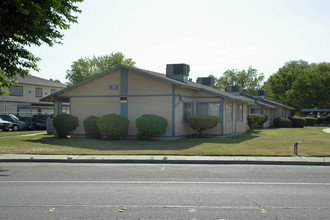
xmin=0 ymin=118 xmax=10 ymax=131
xmin=30 ymin=115 xmax=47 ymax=130
xmin=0 ymin=114 xmax=27 ymax=131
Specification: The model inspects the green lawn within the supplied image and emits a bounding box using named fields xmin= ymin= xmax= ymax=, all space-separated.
xmin=0 ymin=127 xmax=329 ymax=156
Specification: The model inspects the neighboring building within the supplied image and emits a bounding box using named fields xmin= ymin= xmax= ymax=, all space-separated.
xmin=0 ymin=75 xmax=68 ymax=117
xmin=241 ymin=91 xmax=295 ymax=128
xmin=301 ymin=109 xmax=330 ymax=118
xmin=41 ymin=64 xmax=255 ymax=137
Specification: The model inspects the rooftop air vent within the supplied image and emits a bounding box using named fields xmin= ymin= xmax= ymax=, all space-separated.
xmin=196 ymin=77 xmax=215 ymax=87
xmin=166 ymin=64 xmax=190 ymax=83
xmin=227 ymin=86 xmax=241 ymax=96
xmin=254 ymin=90 xmax=266 ymax=98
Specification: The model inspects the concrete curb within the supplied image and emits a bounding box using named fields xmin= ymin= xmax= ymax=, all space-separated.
xmin=0 ymin=159 xmax=329 ymax=166
xmin=0 ymin=155 xmax=329 ymax=166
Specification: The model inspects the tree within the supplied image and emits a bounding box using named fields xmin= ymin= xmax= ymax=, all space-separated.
xmin=287 ymin=62 xmax=330 ymax=111
xmin=214 ymin=66 xmax=264 ymax=94
xmin=50 ymin=78 xmax=62 ymax=84
xmin=262 ymin=60 xmax=310 ymax=106
xmin=0 ymin=0 xmax=83 ymax=95
xmin=65 ymin=52 xmax=136 ymax=85
xmin=263 ymin=60 xmax=330 ymax=112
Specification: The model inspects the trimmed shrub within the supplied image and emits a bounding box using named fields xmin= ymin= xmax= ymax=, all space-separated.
xmin=135 ymin=114 xmax=168 ymax=140
xmin=289 ymin=116 xmax=306 ymax=128
xmin=97 ymin=114 xmax=129 ymax=140
xmin=317 ymin=118 xmax=325 ymax=125
xmin=187 ymin=115 xmax=220 ymax=137
xmin=273 ymin=117 xmax=292 ymax=128
xmin=248 ymin=114 xmax=268 ymax=129
xmin=52 ymin=113 xmax=79 ymax=138
xmin=303 ymin=117 xmax=317 ymax=126
xmin=83 ymin=116 xmax=101 ymax=138
xmin=325 ymin=115 xmax=330 ymax=125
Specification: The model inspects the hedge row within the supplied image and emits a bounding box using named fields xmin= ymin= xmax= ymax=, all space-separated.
xmin=274 ymin=116 xmax=322 ymax=128
xmin=303 ymin=117 xmax=317 ymax=126
xmin=83 ymin=113 xmax=168 ymax=140
xmin=273 ymin=118 xmax=292 ymax=128
xmin=289 ymin=116 xmax=306 ymax=128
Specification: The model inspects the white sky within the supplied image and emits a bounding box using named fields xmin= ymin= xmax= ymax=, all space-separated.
xmin=29 ymin=0 xmax=330 ymax=83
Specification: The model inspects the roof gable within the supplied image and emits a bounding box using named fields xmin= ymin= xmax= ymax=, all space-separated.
xmin=241 ymin=93 xmax=295 ymax=110
xmin=40 ymin=65 xmax=254 ymax=103
xmin=17 ymin=75 xmax=66 ymax=88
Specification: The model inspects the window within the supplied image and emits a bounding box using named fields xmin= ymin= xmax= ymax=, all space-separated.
xmin=9 ymin=86 xmax=23 ymax=96
xmin=197 ymin=103 xmax=220 ymax=117
xmin=250 ymin=108 xmax=263 ymax=114
xmin=237 ymin=104 xmax=243 ymax=122
xmin=51 ymin=89 xmax=57 ymax=94
xmin=183 ymin=102 xmax=192 ymax=122
xmin=225 ymin=103 xmax=233 ymax=122
xmin=36 ymin=88 xmax=42 ymax=98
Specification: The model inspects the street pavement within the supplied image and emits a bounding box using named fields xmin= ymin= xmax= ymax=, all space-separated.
xmin=0 ymin=163 xmax=330 ymax=219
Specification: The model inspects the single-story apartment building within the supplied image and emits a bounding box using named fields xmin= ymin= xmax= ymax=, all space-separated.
xmin=41 ymin=64 xmax=256 ymax=137
xmin=241 ymin=91 xmax=295 ymax=128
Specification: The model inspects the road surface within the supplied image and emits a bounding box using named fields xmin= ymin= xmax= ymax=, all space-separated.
xmin=0 ymin=163 xmax=329 ymax=219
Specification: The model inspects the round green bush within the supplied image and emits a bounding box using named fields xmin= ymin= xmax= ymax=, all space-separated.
xmin=135 ymin=114 xmax=168 ymax=140
xmin=289 ymin=116 xmax=306 ymax=128
xmin=97 ymin=114 xmax=129 ymax=140
xmin=83 ymin=115 xmax=101 ymax=138
xmin=248 ymin=114 xmax=268 ymax=129
xmin=303 ymin=117 xmax=317 ymax=126
xmin=187 ymin=115 xmax=220 ymax=137
xmin=273 ymin=117 xmax=292 ymax=128
xmin=52 ymin=113 xmax=79 ymax=138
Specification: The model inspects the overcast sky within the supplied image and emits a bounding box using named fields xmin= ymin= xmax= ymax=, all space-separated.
xmin=29 ymin=0 xmax=330 ymax=84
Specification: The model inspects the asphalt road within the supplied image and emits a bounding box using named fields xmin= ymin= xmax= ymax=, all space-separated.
xmin=0 ymin=163 xmax=330 ymax=219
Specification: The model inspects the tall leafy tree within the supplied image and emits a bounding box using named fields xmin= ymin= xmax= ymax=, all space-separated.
xmin=214 ymin=66 xmax=264 ymax=94
xmin=287 ymin=63 xmax=330 ymax=110
xmin=0 ymin=0 xmax=83 ymax=95
xmin=65 ymin=52 xmax=136 ymax=85
xmin=262 ymin=60 xmax=310 ymax=106
xmin=263 ymin=60 xmax=330 ymax=112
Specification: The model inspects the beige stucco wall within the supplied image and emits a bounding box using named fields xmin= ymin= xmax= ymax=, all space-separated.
xmin=128 ymin=70 xmax=172 ymax=95
xmin=127 ymin=96 xmax=172 ymax=136
xmin=263 ymin=108 xmax=271 ymax=128
xmin=174 ymin=87 xmax=195 ymax=136
xmin=273 ymin=107 xmax=283 ymax=119
xmin=62 ymin=70 xmax=121 ymax=97
xmin=70 ymin=97 xmax=120 ymax=134
xmin=235 ymin=102 xmax=248 ymax=133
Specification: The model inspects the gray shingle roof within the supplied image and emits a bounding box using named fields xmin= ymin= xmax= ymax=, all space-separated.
xmin=241 ymin=93 xmax=295 ymax=110
xmin=17 ymin=75 xmax=66 ymax=88
xmin=40 ymin=65 xmax=255 ymax=104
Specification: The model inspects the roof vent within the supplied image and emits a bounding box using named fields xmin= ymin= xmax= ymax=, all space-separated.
xmin=166 ymin=64 xmax=190 ymax=83
xmin=254 ymin=90 xmax=266 ymax=98
xmin=227 ymin=86 xmax=241 ymax=96
xmin=197 ymin=77 xmax=215 ymax=87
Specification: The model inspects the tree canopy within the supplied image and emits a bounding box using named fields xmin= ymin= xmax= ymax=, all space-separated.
xmin=214 ymin=66 xmax=264 ymax=94
xmin=262 ymin=60 xmax=330 ymax=111
xmin=65 ymin=52 xmax=136 ymax=85
xmin=0 ymin=0 xmax=83 ymax=95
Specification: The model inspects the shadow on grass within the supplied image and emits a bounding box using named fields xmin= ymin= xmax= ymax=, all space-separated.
xmin=25 ymin=130 xmax=262 ymax=152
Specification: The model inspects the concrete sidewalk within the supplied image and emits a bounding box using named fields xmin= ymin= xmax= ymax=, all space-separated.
xmin=0 ymin=154 xmax=330 ymax=166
